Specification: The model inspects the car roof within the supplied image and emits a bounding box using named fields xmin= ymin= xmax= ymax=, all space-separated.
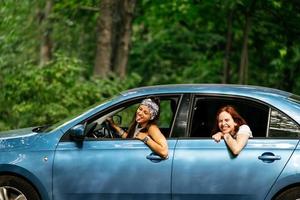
xmin=121 ymin=84 xmax=292 ymax=99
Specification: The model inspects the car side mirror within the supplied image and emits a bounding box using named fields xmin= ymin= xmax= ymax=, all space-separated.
xmin=69 ymin=124 xmax=85 ymax=142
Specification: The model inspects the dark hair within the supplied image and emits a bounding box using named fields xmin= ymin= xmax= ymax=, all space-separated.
xmin=127 ymin=97 xmax=160 ymax=138
xmin=211 ymin=105 xmax=247 ymax=135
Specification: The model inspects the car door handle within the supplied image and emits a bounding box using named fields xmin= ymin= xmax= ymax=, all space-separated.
xmin=258 ymin=152 xmax=281 ymax=163
xmin=146 ymin=153 xmax=164 ymax=162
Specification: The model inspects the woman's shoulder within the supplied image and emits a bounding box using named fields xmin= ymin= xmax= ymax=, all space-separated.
xmin=239 ymin=124 xmax=250 ymax=130
xmin=148 ymin=123 xmax=159 ymax=130
xmin=148 ymin=123 xmax=161 ymax=133
xmin=238 ymin=124 xmax=253 ymax=137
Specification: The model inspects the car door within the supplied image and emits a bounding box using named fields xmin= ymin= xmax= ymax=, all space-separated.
xmin=172 ymin=139 xmax=297 ymax=200
xmin=52 ymin=96 xmax=180 ymax=200
xmin=53 ymin=139 xmax=176 ymax=200
xmin=171 ymin=96 xmax=299 ymax=200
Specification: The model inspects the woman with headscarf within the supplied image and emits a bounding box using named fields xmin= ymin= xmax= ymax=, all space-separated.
xmin=107 ymin=98 xmax=168 ymax=159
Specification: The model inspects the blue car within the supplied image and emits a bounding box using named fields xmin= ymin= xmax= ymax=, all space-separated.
xmin=1 ymin=84 xmax=300 ymax=200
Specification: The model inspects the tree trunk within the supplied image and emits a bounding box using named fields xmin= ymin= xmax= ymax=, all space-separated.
xmin=39 ymin=0 xmax=53 ymax=67
xmin=94 ymin=0 xmax=136 ymax=78
xmin=238 ymin=0 xmax=256 ymax=84
xmin=239 ymin=14 xmax=250 ymax=84
xmin=94 ymin=0 xmax=114 ymax=77
xmin=113 ymin=0 xmax=136 ymax=78
xmin=223 ymin=9 xmax=233 ymax=84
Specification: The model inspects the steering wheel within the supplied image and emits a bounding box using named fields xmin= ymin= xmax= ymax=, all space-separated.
xmin=101 ymin=120 xmax=114 ymax=138
xmin=85 ymin=122 xmax=98 ymax=138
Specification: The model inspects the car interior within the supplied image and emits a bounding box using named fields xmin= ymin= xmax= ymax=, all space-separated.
xmin=81 ymin=95 xmax=180 ymax=139
xmin=189 ymin=96 xmax=270 ymax=138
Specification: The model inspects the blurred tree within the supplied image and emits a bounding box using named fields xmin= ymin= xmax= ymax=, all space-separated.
xmin=1 ymin=0 xmax=300 ymax=131
xmin=129 ymin=0 xmax=225 ymax=84
xmin=94 ymin=0 xmax=113 ymax=77
xmin=223 ymin=7 xmax=233 ymax=84
xmin=238 ymin=0 xmax=257 ymax=84
xmin=114 ymin=0 xmax=137 ymax=78
xmin=38 ymin=0 xmax=53 ymax=66
xmin=94 ymin=0 xmax=136 ymax=78
xmin=1 ymin=53 xmax=141 ymax=130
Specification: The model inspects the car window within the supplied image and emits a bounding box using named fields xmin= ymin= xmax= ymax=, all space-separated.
xmin=113 ymin=99 xmax=177 ymax=138
xmin=117 ymin=104 xmax=138 ymax=128
xmin=84 ymin=96 xmax=180 ymax=139
xmin=189 ymin=96 xmax=269 ymax=138
xmin=158 ymin=100 xmax=174 ymax=128
xmin=268 ymin=108 xmax=300 ymax=137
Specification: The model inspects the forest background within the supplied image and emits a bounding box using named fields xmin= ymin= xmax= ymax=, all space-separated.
xmin=1 ymin=0 xmax=300 ymax=131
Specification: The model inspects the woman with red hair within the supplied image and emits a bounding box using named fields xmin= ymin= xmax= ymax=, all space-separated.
xmin=212 ymin=105 xmax=252 ymax=155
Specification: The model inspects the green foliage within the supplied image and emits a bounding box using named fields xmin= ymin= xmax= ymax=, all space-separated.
xmin=0 ymin=54 xmax=141 ymax=131
xmin=1 ymin=0 xmax=300 ymax=130
xmin=51 ymin=0 xmax=99 ymax=69
xmin=0 ymin=0 xmax=39 ymax=71
xmin=130 ymin=0 xmax=300 ymax=92
xmin=130 ymin=0 xmax=228 ymax=85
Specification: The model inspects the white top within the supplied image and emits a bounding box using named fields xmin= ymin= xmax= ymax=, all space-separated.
xmin=236 ymin=124 xmax=253 ymax=138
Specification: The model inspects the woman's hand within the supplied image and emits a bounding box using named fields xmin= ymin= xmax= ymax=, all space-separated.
xmin=106 ymin=117 xmax=117 ymax=130
xmin=106 ymin=117 xmax=114 ymax=125
xmin=106 ymin=117 xmax=128 ymax=138
xmin=212 ymin=132 xmax=224 ymax=142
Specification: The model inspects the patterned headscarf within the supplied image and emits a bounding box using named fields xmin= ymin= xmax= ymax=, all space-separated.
xmin=141 ymin=98 xmax=159 ymax=120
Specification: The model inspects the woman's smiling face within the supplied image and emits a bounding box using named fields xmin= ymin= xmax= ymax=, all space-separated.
xmin=135 ymin=105 xmax=151 ymax=126
xmin=218 ymin=111 xmax=237 ymax=135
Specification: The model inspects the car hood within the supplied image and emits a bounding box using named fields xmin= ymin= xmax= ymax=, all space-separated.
xmin=0 ymin=127 xmax=39 ymax=150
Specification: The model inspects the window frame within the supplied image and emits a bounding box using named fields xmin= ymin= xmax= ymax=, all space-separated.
xmin=188 ymin=94 xmax=270 ymax=138
xmin=62 ymin=94 xmax=183 ymax=141
xmin=267 ymin=107 xmax=300 ymax=138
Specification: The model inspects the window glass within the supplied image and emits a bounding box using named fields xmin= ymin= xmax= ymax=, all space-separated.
xmin=268 ymin=109 xmax=300 ymax=137
xmin=65 ymin=96 xmax=179 ymax=141
xmin=158 ymin=100 xmax=173 ymax=128
xmin=117 ymin=104 xmax=138 ymax=128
